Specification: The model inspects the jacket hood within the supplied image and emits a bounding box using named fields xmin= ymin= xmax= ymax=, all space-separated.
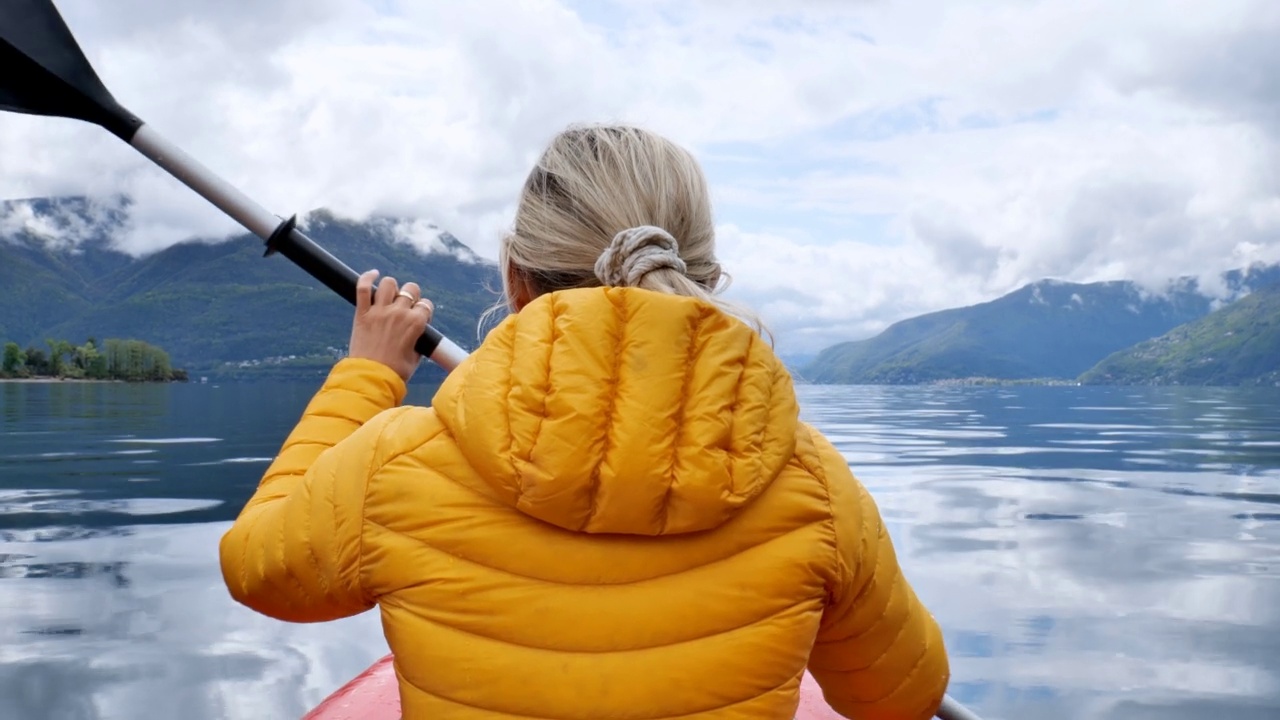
xmin=432 ymin=287 xmax=798 ymax=536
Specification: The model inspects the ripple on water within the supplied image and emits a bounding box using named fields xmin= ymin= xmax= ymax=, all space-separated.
xmin=0 ymin=489 xmax=80 ymax=503
xmin=108 ymin=437 xmax=222 ymax=444
xmin=0 ymin=493 xmax=222 ymax=517
xmin=186 ymin=457 xmax=274 ymax=467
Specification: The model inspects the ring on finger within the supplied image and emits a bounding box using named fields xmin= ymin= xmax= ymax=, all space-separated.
xmin=395 ymin=289 xmax=417 ymax=303
xmin=414 ymin=299 xmax=433 ymax=312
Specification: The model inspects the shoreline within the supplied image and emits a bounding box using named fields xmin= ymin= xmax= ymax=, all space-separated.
xmin=0 ymin=377 xmax=180 ymax=384
xmin=0 ymin=377 xmax=122 ymax=384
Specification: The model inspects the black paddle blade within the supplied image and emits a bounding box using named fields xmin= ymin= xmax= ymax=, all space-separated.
xmin=0 ymin=0 xmax=141 ymax=140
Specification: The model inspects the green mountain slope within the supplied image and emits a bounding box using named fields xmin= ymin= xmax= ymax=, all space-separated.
xmin=1080 ymin=284 xmax=1280 ymax=386
xmin=805 ymin=279 xmax=1212 ymax=384
xmin=1 ymin=198 xmax=501 ymax=382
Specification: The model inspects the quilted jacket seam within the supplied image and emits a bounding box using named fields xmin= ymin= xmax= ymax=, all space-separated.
xmin=358 ymin=409 xmax=444 ymax=601
xmin=363 ymin=514 xmax=823 ymax=587
xmin=658 ymin=306 xmax=706 ymax=533
xmin=811 ymin=567 xmax=904 ymax=666
xmin=403 ymin=663 xmax=803 ymax=720
xmin=796 ymin=426 xmax=845 ymax=603
xmin=520 ymin=295 xmax=557 ymax=482
xmin=585 ymin=291 xmax=627 ymax=528
xmin=391 ymin=600 xmax=801 ymax=654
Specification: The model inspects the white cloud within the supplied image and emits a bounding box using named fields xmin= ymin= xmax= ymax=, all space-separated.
xmin=2 ymin=0 xmax=1278 ymax=353
xmin=715 ymin=223 xmax=982 ymax=353
xmin=0 ymin=196 xmax=129 ymax=249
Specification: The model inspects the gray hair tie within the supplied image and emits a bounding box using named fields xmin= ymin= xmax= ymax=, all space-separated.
xmin=594 ymin=225 xmax=688 ymax=287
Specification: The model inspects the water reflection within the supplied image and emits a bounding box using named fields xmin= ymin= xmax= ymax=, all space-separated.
xmin=0 ymin=381 xmax=1278 ymax=719
xmin=793 ymin=385 xmax=1280 ymax=719
xmin=0 ymin=521 xmax=386 ymax=720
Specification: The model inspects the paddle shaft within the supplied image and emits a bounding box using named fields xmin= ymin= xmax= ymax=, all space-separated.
xmin=127 ymin=123 xmax=469 ymax=371
xmin=937 ymin=695 xmax=983 ymax=720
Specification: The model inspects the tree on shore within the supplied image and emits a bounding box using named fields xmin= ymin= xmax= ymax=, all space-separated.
xmin=23 ymin=345 xmax=49 ymax=375
xmin=45 ymin=338 xmax=75 ymax=377
xmin=2 ymin=342 xmax=24 ymax=375
xmin=0 ymin=337 xmax=185 ymax=382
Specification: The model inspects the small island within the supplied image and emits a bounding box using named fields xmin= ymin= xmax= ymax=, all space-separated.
xmin=1 ymin=337 xmax=188 ymax=383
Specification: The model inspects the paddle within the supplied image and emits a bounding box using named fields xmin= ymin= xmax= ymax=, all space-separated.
xmin=0 ymin=3 xmax=986 ymax=718
xmin=0 ymin=0 xmax=468 ymax=371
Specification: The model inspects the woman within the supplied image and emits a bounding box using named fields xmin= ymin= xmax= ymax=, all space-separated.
xmin=220 ymin=125 xmax=950 ymax=719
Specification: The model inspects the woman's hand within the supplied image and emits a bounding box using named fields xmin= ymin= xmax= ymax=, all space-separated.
xmin=347 ymin=269 xmax=435 ymax=383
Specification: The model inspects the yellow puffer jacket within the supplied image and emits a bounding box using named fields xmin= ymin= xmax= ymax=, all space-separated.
xmin=220 ymin=287 xmax=949 ymax=720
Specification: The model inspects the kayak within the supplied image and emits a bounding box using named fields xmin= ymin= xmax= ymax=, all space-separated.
xmin=303 ymin=654 xmax=846 ymax=720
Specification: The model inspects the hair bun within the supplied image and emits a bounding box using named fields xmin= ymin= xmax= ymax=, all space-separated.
xmin=594 ymin=226 xmax=689 ymax=287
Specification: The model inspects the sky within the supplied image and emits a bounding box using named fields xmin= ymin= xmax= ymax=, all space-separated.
xmin=1 ymin=0 xmax=1279 ymax=355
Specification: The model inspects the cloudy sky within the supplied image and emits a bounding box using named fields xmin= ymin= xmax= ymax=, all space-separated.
xmin=2 ymin=0 xmax=1278 ymax=354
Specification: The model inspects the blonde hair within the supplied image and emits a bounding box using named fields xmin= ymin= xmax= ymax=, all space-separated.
xmin=484 ymin=124 xmax=768 ymax=340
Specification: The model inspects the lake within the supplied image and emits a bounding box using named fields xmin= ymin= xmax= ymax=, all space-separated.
xmin=2 ymin=379 xmax=1279 ymax=720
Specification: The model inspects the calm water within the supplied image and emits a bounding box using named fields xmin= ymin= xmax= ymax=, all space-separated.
xmin=2 ymin=380 xmax=1279 ymax=720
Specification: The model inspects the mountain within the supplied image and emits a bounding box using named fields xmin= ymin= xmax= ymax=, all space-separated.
xmin=0 ymin=196 xmax=501 ymax=382
xmin=777 ymin=352 xmax=818 ymax=375
xmin=1080 ymin=283 xmax=1280 ymax=386
xmin=1222 ymin=263 xmax=1280 ymax=295
xmin=0 ymin=197 xmax=136 ymax=345
xmin=804 ymin=278 xmax=1216 ymax=384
